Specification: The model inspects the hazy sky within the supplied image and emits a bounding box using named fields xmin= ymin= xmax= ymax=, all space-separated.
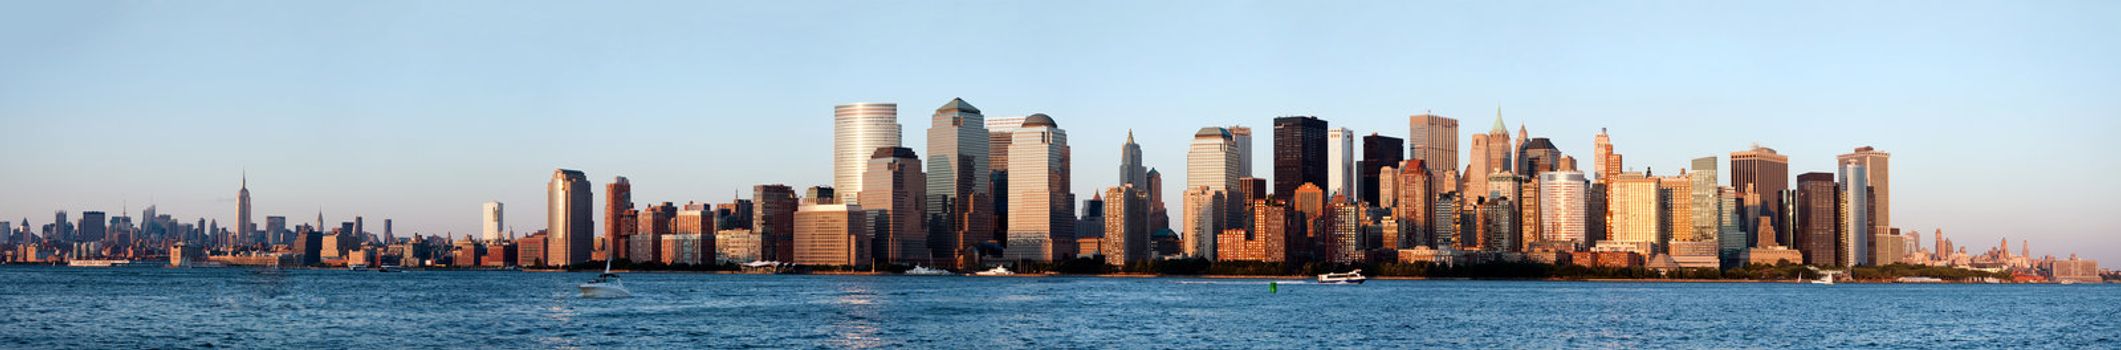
xmin=2 ymin=1 xmax=2116 ymax=261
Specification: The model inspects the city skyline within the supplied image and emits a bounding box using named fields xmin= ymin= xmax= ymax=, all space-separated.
xmin=1 ymin=1 xmax=2117 ymax=262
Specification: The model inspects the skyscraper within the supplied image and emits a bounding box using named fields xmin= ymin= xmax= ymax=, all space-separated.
xmin=925 ymin=98 xmax=990 ymax=263
xmin=1836 ymin=146 xmax=1890 ymax=240
xmin=236 ymin=172 xmax=251 ymax=246
xmin=482 ymin=201 xmax=505 ymax=242
xmin=753 ymin=184 xmax=798 ymax=262
xmin=861 ymin=147 xmax=927 ymax=265
xmin=1593 ymin=129 xmax=1620 ymax=183
xmin=605 ymin=176 xmax=634 ymax=261
xmin=1005 ymin=114 xmax=1068 ymax=262
xmin=1604 ymin=172 xmax=1659 ymax=255
xmin=1794 ymin=172 xmax=1839 ymax=266
xmin=1539 ymin=170 xmax=1588 ymax=247
xmin=1185 ymin=126 xmax=1240 ymax=252
xmin=1395 ymin=160 xmax=1432 ymax=247
xmin=835 ymin=102 xmax=902 ymax=205
xmin=1180 ymin=186 xmax=1223 ymax=260
xmin=1272 ymin=116 xmax=1327 ymax=199
xmin=1360 ymin=134 xmax=1404 ymax=205
xmin=1101 ymin=185 xmax=1150 ymax=265
xmin=547 ymin=169 xmax=593 ymax=267
xmin=1839 ymin=160 xmax=1873 ymax=267
xmin=1731 ymin=145 xmax=1790 ymax=246
xmin=1119 ymin=130 xmax=1147 ymax=188
xmin=1407 ymin=113 xmax=1459 ymax=181
xmin=1467 ymin=111 xmax=1512 ymax=200
xmin=1228 ymin=125 xmax=1253 ymax=178
xmin=794 ymin=203 xmax=868 ymax=267
xmin=1326 ymin=127 xmax=1356 ymax=202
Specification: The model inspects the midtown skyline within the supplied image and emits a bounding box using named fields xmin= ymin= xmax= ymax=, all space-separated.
xmin=1 ymin=1 xmax=2116 ymax=262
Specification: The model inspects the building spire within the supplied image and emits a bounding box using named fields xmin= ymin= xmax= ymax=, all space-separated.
xmin=1126 ymin=129 xmax=1135 ymax=144
xmin=1490 ymin=104 xmax=1507 ymax=134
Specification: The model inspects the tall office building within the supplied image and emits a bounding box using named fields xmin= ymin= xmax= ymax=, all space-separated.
xmin=835 ymin=102 xmax=902 ymax=205
xmin=1794 ymin=172 xmax=1839 ymax=266
xmin=1185 ymin=127 xmax=1240 ymax=250
xmin=1325 ymin=127 xmax=1356 ymax=202
xmin=753 ymin=184 xmax=799 ymax=262
xmin=1181 ymin=186 xmax=1223 ymax=260
xmin=1360 ymin=134 xmax=1404 ymax=205
xmin=861 ymin=147 xmax=927 ymax=265
xmin=1839 ymin=160 xmax=1873 ymax=267
xmin=236 ymin=173 xmax=251 ymax=245
xmin=1688 ymin=157 xmax=1722 ymax=244
xmin=1466 ymin=111 xmax=1512 ymax=200
xmin=605 ymin=176 xmax=634 ymax=261
xmin=1228 ymin=126 xmax=1253 ymax=178
xmin=987 ymin=116 xmax=1025 ymax=246
xmin=1119 ymin=130 xmax=1147 ymax=188
xmin=1102 ymin=185 xmax=1150 ymax=265
xmin=1731 ymin=145 xmax=1790 ymax=246
xmin=925 ymin=98 xmax=990 ymax=262
xmin=793 ymin=203 xmax=868 ymax=266
xmin=1593 ymin=129 xmax=1620 ymax=183
xmin=546 ymin=169 xmax=593 ymax=267
xmin=1394 ymin=160 xmax=1432 ymax=247
xmin=1005 ymin=114 xmax=1068 ymax=262
xmin=1519 ymin=138 xmax=1561 ymax=179
xmin=264 ymin=216 xmax=286 ymax=246
xmin=482 ymin=201 xmax=505 ymax=242
xmin=1407 ymin=113 xmax=1459 ymax=181
xmin=1836 ymin=146 xmax=1890 ymax=239
xmin=1604 ymin=173 xmax=1659 ymax=254
xmin=1539 ymin=170 xmax=1588 ymax=247
xmin=1272 ymin=116 xmax=1327 ymax=199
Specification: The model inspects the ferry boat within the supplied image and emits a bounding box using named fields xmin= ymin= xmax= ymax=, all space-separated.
xmin=578 ymin=259 xmax=631 ymax=299
xmin=904 ymin=266 xmax=953 ymax=276
xmin=67 ymin=260 xmax=143 ymax=268
xmin=1317 ymin=270 xmax=1367 ymax=284
xmin=971 ymin=266 xmax=1015 ymax=276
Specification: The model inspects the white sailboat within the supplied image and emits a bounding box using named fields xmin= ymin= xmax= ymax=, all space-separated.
xmin=579 ymin=259 xmax=631 ymax=298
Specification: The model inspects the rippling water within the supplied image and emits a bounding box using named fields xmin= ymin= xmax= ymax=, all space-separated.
xmin=0 ymin=266 xmax=2114 ymax=349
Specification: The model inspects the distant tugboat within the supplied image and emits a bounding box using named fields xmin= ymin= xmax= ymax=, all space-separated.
xmin=1317 ymin=269 xmax=1367 ymax=285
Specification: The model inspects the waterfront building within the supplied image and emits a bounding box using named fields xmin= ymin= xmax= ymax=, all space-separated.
xmin=1407 ymin=113 xmax=1459 ymax=184
xmin=1184 ymin=127 xmax=1240 ymax=256
xmin=1836 ymin=146 xmax=1891 ymax=240
xmin=1794 ymin=172 xmax=1839 ymax=266
xmin=546 ymin=169 xmax=593 ymax=267
xmin=793 ymin=203 xmax=868 ymax=267
xmin=631 ymin=202 xmax=674 ymax=264
xmin=835 ymin=102 xmax=901 ymax=205
xmin=1689 ymin=157 xmax=1722 ymax=245
xmin=1326 ymin=127 xmax=1356 ymax=201
xmin=1839 ymin=160 xmax=1873 ymax=267
xmin=862 ymin=147 xmax=927 ymax=265
xmin=1325 ymin=201 xmax=1363 ymax=262
xmin=1101 ymin=185 xmax=1150 ymax=265
xmin=675 ymin=205 xmax=717 ymax=264
xmin=1273 ymin=116 xmax=1328 ymax=199
xmin=605 ymin=176 xmax=634 ymax=262
xmin=1731 ymin=145 xmax=1790 ymax=246
xmin=753 ymin=184 xmax=798 ymax=262
xmin=925 ymin=98 xmax=991 ymax=264
xmin=1180 ymin=186 xmax=1223 ymax=260
xmin=482 ymin=201 xmax=504 ymax=242
xmin=714 ymin=229 xmax=761 ymax=263
xmin=1395 ymin=160 xmax=1432 ymax=247
xmin=1539 ymin=170 xmax=1588 ymax=248
xmin=1359 ymin=134 xmax=1405 ymax=205
xmin=1004 ymin=114 xmax=1069 ymax=262
xmin=2050 ymin=256 xmax=2101 ymax=283
xmin=1602 ymin=172 xmax=1659 ymax=255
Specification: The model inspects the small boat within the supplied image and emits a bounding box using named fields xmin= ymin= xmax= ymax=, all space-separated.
xmin=1317 ymin=270 xmax=1367 ymax=284
xmin=376 ymin=265 xmax=401 ymax=273
xmin=904 ymin=266 xmax=953 ymax=276
xmin=579 ymin=260 xmax=631 ymax=299
xmin=1811 ymin=272 xmax=1836 ymax=285
xmin=347 ymin=263 xmax=368 ymax=271
xmin=971 ymin=266 xmax=1015 ymax=276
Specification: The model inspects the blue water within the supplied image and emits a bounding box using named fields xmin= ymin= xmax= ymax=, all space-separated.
xmin=0 ymin=266 xmax=2114 ymax=349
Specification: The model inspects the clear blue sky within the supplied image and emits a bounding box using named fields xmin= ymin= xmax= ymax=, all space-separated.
xmin=2 ymin=1 xmax=2116 ymax=261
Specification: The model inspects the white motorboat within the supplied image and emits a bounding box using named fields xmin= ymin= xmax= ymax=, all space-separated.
xmin=579 ymin=260 xmax=631 ymax=299
xmin=1317 ymin=269 xmax=1367 ymax=284
xmin=971 ymin=266 xmax=1015 ymax=276
xmin=1811 ymin=272 xmax=1838 ymax=285
xmin=904 ymin=266 xmax=953 ymax=276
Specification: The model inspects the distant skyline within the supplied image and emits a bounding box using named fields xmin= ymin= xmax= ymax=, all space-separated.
xmin=1 ymin=1 xmax=2116 ymax=261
